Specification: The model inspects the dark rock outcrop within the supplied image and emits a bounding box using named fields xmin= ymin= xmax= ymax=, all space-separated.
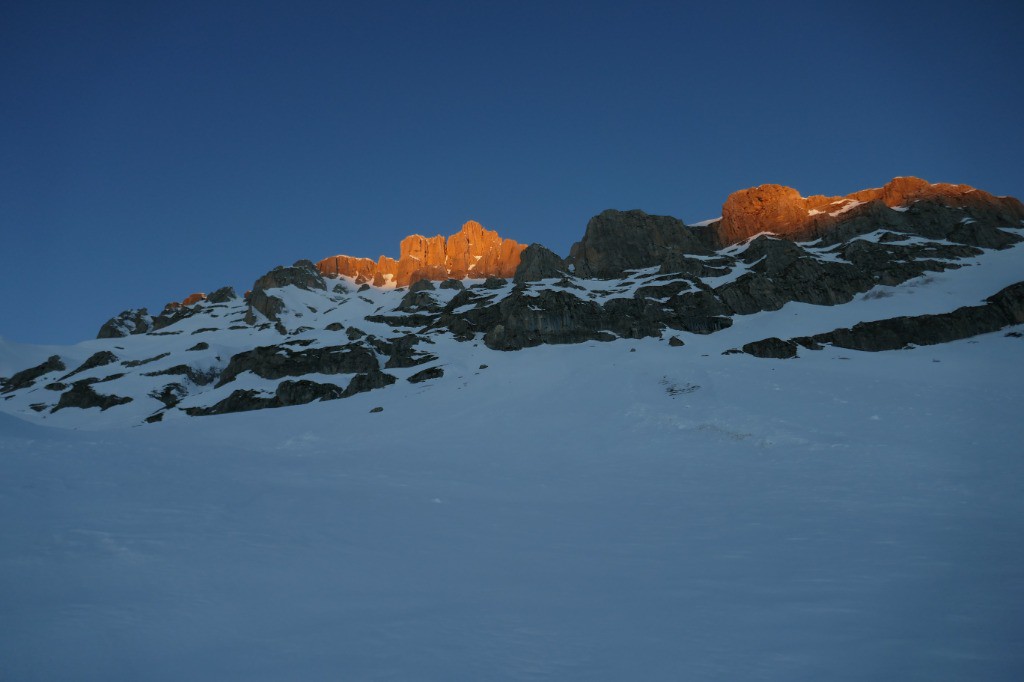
xmin=98 ymin=308 xmax=152 ymax=339
xmin=150 ymin=383 xmax=187 ymax=409
xmin=793 ymin=281 xmax=1024 ymax=351
xmin=52 ymin=381 xmax=133 ymax=412
xmin=1 ymin=355 xmax=65 ymax=394
xmin=484 ymin=289 xmax=610 ymax=350
xmin=256 ymin=260 xmax=326 ymax=292
xmin=742 ymin=337 xmax=799 ymax=359
xmin=143 ymin=364 xmax=219 ymax=386
xmin=122 ymin=353 xmax=170 ymax=368
xmin=514 ymin=244 xmax=567 ymax=283
xmin=408 ymin=279 xmax=436 ymax=293
xmin=245 ymin=260 xmax=325 ymax=324
xmin=568 ymin=209 xmax=711 ymax=278
xmin=716 ymin=238 xmax=873 ymax=314
xmin=207 ymin=286 xmax=237 ymax=303
xmin=341 ymin=369 xmax=398 ymax=397
xmin=61 ymin=351 xmax=119 ymax=380
xmin=216 ymin=344 xmax=381 ymax=387
xmin=380 ymin=334 xmax=437 ymax=369
xmin=185 ymin=379 xmax=353 ymax=416
xmin=408 ymin=366 xmax=444 ymax=383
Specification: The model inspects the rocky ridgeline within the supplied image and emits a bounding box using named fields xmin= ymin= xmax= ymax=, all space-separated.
xmin=4 ymin=177 xmax=1023 ymax=423
xmin=316 ymin=220 xmax=526 ymax=287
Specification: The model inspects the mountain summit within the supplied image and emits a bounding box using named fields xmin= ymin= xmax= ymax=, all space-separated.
xmin=2 ymin=176 xmax=1022 ymax=427
xmin=316 ymin=220 xmax=527 ymax=287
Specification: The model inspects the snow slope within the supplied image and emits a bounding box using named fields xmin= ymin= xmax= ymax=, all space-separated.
xmin=2 ymin=327 xmax=1023 ymax=680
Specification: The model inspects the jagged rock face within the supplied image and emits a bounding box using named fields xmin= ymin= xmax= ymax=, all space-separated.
xmin=316 ymin=221 xmax=526 ymax=287
xmin=567 ymin=210 xmax=711 ymax=279
xmin=98 ymin=309 xmax=152 ymax=339
xmin=207 ymin=286 xmax=237 ymax=303
xmin=716 ymin=177 xmax=1024 ymax=248
xmin=715 ymin=237 xmax=874 ymax=314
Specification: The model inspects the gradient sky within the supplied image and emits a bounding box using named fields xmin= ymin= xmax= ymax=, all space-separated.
xmin=3 ymin=0 xmax=1023 ymax=345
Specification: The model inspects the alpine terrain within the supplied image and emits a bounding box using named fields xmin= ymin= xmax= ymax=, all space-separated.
xmin=2 ymin=176 xmax=1023 ymax=680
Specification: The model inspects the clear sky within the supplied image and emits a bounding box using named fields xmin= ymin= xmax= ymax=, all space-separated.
xmin=3 ymin=0 xmax=1023 ymax=345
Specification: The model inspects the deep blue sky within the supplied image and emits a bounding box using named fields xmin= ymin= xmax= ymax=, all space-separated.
xmin=3 ymin=0 xmax=1023 ymax=345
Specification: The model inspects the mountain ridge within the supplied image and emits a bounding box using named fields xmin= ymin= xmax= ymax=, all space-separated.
xmin=2 ymin=176 xmax=1023 ymax=427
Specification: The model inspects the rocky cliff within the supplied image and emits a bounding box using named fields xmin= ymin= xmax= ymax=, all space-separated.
xmin=316 ymin=220 xmax=526 ymax=287
xmin=715 ymin=176 xmax=1024 ymax=247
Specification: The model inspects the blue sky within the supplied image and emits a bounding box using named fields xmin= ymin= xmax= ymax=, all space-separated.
xmin=3 ymin=0 xmax=1023 ymax=344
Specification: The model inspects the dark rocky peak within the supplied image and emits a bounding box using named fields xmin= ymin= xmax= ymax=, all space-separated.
xmin=253 ymin=260 xmax=326 ymax=292
xmin=514 ymin=244 xmax=567 ymax=283
xmin=207 ymin=286 xmax=237 ymax=303
xmin=244 ymin=260 xmax=327 ymax=325
xmin=98 ymin=308 xmax=152 ymax=339
xmin=567 ymin=209 xmax=713 ymax=279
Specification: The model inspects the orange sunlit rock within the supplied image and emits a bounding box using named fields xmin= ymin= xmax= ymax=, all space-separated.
xmin=715 ymin=176 xmax=1024 ymax=246
xmin=315 ymin=221 xmax=527 ymax=287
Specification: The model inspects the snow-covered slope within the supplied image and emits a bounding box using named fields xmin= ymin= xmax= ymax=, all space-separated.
xmin=2 ymin=228 xmax=1023 ymax=429
xmin=2 ymin=327 xmax=1023 ymax=680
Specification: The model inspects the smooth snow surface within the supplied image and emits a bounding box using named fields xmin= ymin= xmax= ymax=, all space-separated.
xmin=3 ymin=331 xmax=1024 ymax=680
